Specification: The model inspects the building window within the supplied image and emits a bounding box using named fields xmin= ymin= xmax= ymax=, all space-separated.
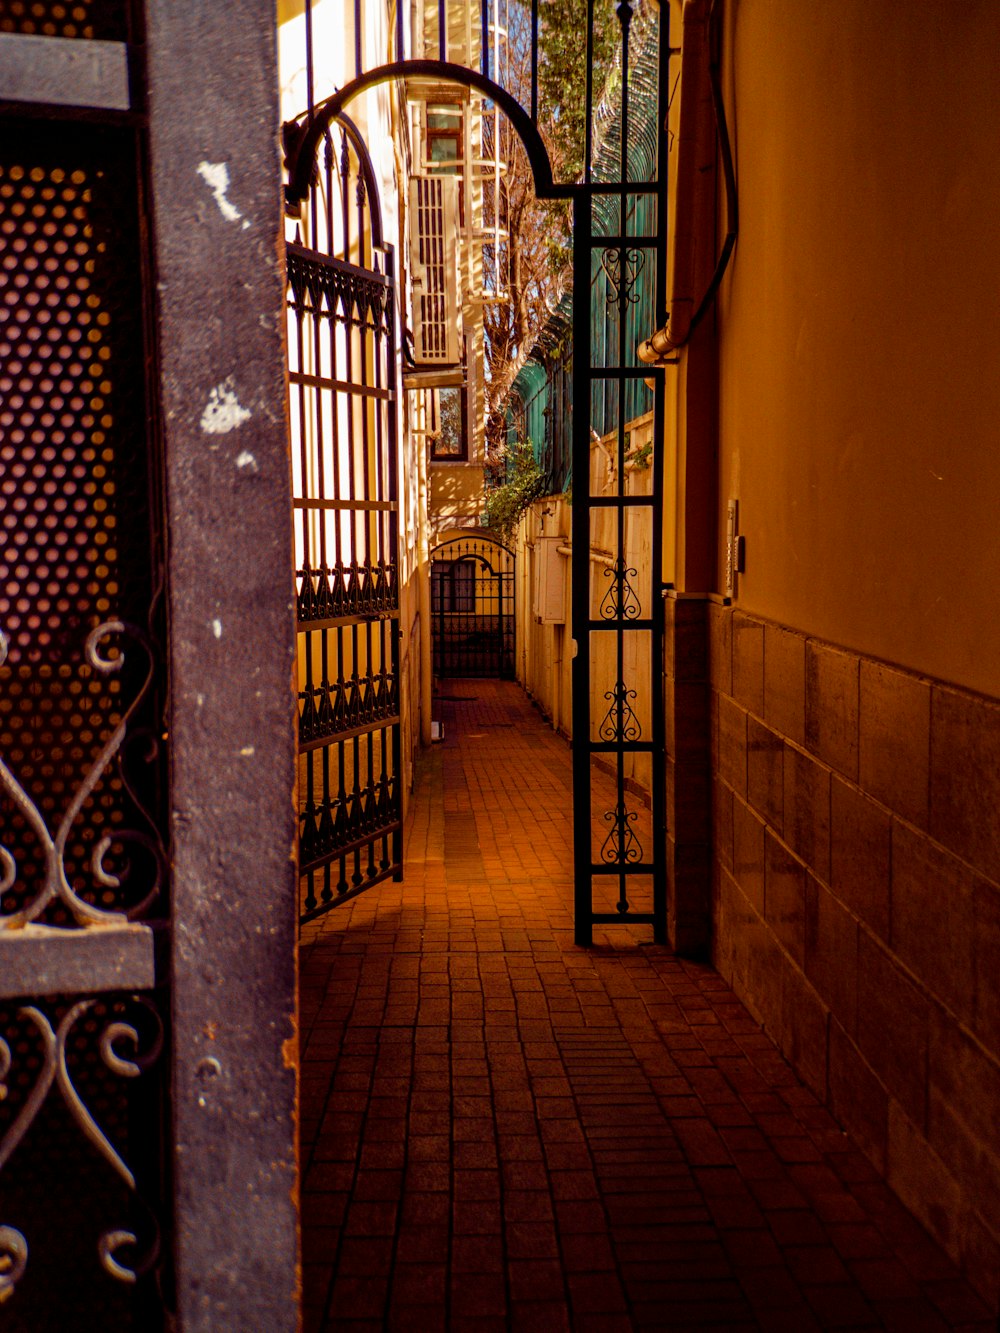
xmin=427 ymin=104 xmax=462 ymax=173
xmin=432 ymin=559 xmax=476 ymax=612
xmin=431 ymin=384 xmax=468 ymax=460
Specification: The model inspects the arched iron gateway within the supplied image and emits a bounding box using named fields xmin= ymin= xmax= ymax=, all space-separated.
xmin=284 ymin=1 xmax=671 ymax=946
xmin=285 ymin=114 xmax=403 ymax=924
xmin=431 ymin=538 xmax=515 ymax=679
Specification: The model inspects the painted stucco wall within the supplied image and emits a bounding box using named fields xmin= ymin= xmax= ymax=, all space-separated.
xmin=515 ymin=414 xmax=659 ymax=801
xmin=703 ymin=2 xmax=1000 ymax=1303
xmin=716 ymin=0 xmax=1000 ymax=699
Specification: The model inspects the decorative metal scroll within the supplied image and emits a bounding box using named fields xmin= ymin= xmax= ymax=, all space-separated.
xmin=299 ymin=771 xmax=397 ymax=871
xmin=599 ymin=558 xmax=642 ymax=621
xmin=600 ymin=802 xmax=642 ymax=870
xmin=0 ymin=623 xmax=166 ymax=930
xmin=601 ymin=246 xmax=646 ymax=310
xmin=296 ymin=560 xmax=399 ymax=623
xmin=599 ymin=681 xmax=641 ymax=743
xmin=0 ymin=995 xmax=163 ymax=1300
xmin=299 ymin=668 xmax=399 ymax=747
xmin=286 ymin=247 xmax=392 ymax=333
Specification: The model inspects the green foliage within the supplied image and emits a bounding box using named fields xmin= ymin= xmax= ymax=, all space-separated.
xmin=539 ymin=0 xmax=619 ymax=181
xmin=625 ymin=439 xmax=653 ymax=469
xmin=483 ymin=438 xmax=549 ymax=544
xmin=533 ymin=0 xmax=622 ymax=304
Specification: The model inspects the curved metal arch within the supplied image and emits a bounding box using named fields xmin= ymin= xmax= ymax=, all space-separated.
xmin=285 ymin=106 xmax=386 ymax=249
xmin=430 ymin=536 xmax=516 ymax=574
xmin=285 ymin=60 xmax=564 ymax=209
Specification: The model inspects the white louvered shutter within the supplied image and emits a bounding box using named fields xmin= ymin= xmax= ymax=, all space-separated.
xmin=409 ymin=176 xmax=461 ymax=364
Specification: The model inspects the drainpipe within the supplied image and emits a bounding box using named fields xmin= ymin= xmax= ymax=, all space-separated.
xmin=390 ymin=78 xmax=433 ymax=749
xmin=418 ymin=433 xmax=433 ymax=747
xmin=638 ymin=0 xmax=737 ymax=365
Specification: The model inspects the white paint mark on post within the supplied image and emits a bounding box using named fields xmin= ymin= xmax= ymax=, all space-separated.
xmin=236 ymin=450 xmax=258 ymax=472
xmin=211 ymin=619 xmax=223 ymax=640
xmin=201 ymin=378 xmax=251 ymax=436
xmin=197 ymin=160 xmax=248 ymax=226
xmin=240 ymin=746 xmax=255 ymax=758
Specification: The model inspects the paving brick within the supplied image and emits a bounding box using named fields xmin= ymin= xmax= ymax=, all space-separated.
xmin=299 ymin=680 xmax=992 ymax=1331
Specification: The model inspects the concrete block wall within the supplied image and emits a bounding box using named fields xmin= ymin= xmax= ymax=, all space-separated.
xmin=704 ymin=602 xmax=1000 ymax=1306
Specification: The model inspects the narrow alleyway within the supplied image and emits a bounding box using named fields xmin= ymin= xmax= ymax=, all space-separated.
xmin=299 ymin=682 xmax=993 ymax=1332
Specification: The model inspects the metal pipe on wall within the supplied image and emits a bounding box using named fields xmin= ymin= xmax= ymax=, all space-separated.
xmin=638 ymin=0 xmax=736 ymax=363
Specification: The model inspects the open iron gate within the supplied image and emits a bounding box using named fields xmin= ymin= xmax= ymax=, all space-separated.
xmin=285 ymin=117 xmax=404 ymax=924
xmin=0 ymin=7 xmax=300 ymax=1329
xmin=431 ymin=537 xmax=515 ymax=679
xmin=285 ymin=1 xmax=670 ymax=944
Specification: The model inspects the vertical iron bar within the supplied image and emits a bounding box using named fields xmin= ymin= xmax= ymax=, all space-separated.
xmin=584 ymin=0 xmax=595 ymax=183
xmin=341 ymin=132 xmax=351 ymax=263
xmin=305 ymin=0 xmax=314 ymax=119
xmin=438 ymin=0 xmax=447 ymax=59
xmin=572 ymin=192 xmax=593 ymax=946
xmin=385 ymin=247 xmax=403 ymax=876
xmin=652 ymin=0 xmax=670 ymax=942
xmin=530 ymin=0 xmax=538 ymax=123
xmin=616 ymin=2 xmax=631 ymax=918
xmin=294 ymin=301 xmax=310 ymax=571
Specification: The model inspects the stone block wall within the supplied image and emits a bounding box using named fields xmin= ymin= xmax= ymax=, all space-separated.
xmin=705 ymin=603 xmax=1000 ymax=1304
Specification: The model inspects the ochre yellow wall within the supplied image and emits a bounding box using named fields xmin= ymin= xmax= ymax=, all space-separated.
xmin=515 ymin=414 xmax=660 ymax=798
xmin=430 ymin=463 xmax=487 ymax=533
xmin=717 ymin=0 xmax=1000 ymax=698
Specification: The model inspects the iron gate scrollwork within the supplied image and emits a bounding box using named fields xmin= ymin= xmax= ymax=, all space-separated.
xmin=285 ymin=114 xmax=403 ymax=924
xmin=0 ymin=89 xmax=168 ymax=1329
xmin=431 ymin=537 xmax=515 ymax=679
xmin=284 ymin=0 xmax=671 ymax=944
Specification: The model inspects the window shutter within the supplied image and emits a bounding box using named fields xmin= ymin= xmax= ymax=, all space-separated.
xmin=409 ymin=175 xmax=461 ymax=364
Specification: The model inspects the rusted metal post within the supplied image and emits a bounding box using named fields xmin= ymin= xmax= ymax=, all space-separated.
xmin=144 ymin=4 xmax=299 ymax=1328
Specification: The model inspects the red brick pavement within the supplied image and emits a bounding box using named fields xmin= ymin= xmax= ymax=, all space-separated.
xmin=299 ymin=680 xmax=995 ymax=1332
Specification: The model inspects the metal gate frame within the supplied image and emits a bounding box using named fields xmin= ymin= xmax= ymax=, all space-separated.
xmin=285 ymin=114 xmax=404 ymax=924
xmin=430 ymin=537 xmax=515 ymax=680
xmin=285 ymin=1 xmax=670 ymax=946
xmin=0 ymin=5 xmax=301 ymax=1329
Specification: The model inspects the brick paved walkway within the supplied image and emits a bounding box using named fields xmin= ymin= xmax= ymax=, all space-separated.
xmin=299 ymin=681 xmax=994 ymax=1332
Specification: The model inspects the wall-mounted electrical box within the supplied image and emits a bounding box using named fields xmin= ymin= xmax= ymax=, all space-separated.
xmin=534 ymin=537 xmax=567 ymax=624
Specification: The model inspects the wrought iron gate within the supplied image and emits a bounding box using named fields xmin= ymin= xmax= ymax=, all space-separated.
xmin=0 ymin=48 xmax=169 ymax=1329
xmin=285 ymin=117 xmax=403 ymax=924
xmin=431 ymin=537 xmax=515 ymax=679
xmin=285 ymin=0 xmax=670 ymax=945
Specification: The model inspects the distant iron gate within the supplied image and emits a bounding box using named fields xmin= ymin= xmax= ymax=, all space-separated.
xmin=285 ymin=116 xmax=403 ymax=924
xmin=431 ymin=537 xmax=515 ymax=679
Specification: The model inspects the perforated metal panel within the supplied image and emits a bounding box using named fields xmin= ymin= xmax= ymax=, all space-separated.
xmin=0 ymin=121 xmax=162 ymax=928
xmin=0 ymin=0 xmax=128 ymax=40
xmin=0 ymin=113 xmax=167 ymax=1329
